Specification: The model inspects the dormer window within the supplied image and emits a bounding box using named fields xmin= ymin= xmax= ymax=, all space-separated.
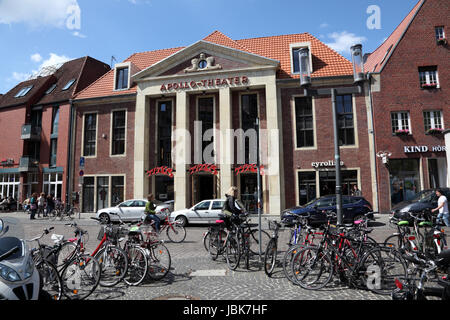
xmin=14 ymin=85 xmax=33 ymax=98
xmin=115 ymin=67 xmax=129 ymax=90
xmin=62 ymin=79 xmax=76 ymax=91
xmin=290 ymin=42 xmax=312 ymax=75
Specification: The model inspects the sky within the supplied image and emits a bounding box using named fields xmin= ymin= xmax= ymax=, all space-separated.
xmin=0 ymin=0 xmax=421 ymax=94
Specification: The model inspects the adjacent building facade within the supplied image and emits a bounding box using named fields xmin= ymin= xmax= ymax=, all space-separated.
xmin=365 ymin=0 xmax=449 ymax=213
xmin=0 ymin=57 xmax=110 ymax=203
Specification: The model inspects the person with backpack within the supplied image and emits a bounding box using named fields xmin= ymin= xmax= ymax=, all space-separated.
xmin=222 ymin=186 xmax=244 ymax=230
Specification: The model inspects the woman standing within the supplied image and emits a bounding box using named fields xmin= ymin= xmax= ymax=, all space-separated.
xmin=37 ymin=193 xmax=46 ymax=218
xmin=30 ymin=193 xmax=38 ymax=220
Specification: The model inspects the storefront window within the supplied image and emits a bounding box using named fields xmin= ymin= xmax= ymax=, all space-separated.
xmin=319 ymin=170 xmax=358 ymax=197
xmin=155 ymin=176 xmax=174 ymax=202
xmin=97 ymin=177 xmax=109 ymax=211
xmin=298 ymin=171 xmax=316 ymax=205
xmin=43 ymin=173 xmax=63 ymax=200
xmin=240 ymin=173 xmax=262 ymax=214
xmin=389 ymin=159 xmax=420 ymax=205
xmin=82 ymin=177 xmax=95 ymax=212
xmin=0 ymin=174 xmax=20 ymax=199
xmin=111 ymin=176 xmax=124 ymax=206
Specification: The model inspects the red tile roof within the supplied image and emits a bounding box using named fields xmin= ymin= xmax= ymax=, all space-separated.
xmin=364 ymin=0 xmax=424 ymax=73
xmin=75 ymin=30 xmax=354 ymax=100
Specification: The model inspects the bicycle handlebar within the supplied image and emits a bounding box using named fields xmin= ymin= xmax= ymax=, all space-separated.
xmin=27 ymin=227 xmax=55 ymax=242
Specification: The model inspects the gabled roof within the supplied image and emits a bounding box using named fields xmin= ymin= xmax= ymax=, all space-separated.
xmin=364 ymin=0 xmax=425 ymax=73
xmin=36 ymin=56 xmax=110 ymax=105
xmin=75 ymin=30 xmax=354 ymax=100
xmin=0 ymin=75 xmax=55 ymax=109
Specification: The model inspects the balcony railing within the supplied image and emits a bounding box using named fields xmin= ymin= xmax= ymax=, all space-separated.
xmin=19 ymin=156 xmax=39 ymax=172
xmin=21 ymin=124 xmax=41 ymax=140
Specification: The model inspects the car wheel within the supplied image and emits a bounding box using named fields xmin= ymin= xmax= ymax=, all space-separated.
xmin=99 ymin=213 xmax=110 ymax=224
xmin=175 ymin=215 xmax=188 ymax=227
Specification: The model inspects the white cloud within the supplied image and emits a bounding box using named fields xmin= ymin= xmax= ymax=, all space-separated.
xmin=0 ymin=0 xmax=80 ymax=29
xmin=320 ymin=23 xmax=329 ymax=28
xmin=10 ymin=71 xmax=31 ymax=82
xmin=72 ymin=31 xmax=87 ymax=38
xmin=39 ymin=53 xmax=72 ymax=70
xmin=30 ymin=53 xmax=42 ymax=63
xmin=325 ymin=31 xmax=367 ymax=55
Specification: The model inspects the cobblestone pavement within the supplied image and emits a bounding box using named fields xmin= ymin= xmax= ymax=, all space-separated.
xmin=2 ymin=211 xmax=447 ymax=301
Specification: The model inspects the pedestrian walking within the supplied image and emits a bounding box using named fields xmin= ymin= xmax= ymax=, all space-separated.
xmin=432 ymin=189 xmax=449 ymax=227
xmin=30 ymin=193 xmax=38 ymax=220
xmin=46 ymin=194 xmax=55 ymax=217
xmin=37 ymin=192 xmax=46 ymax=218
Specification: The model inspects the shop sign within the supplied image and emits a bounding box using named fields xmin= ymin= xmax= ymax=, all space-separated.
xmin=189 ymin=164 xmax=218 ymax=175
xmin=160 ymin=76 xmax=249 ymax=92
xmin=234 ymin=164 xmax=265 ymax=176
xmin=146 ymin=166 xmax=174 ymax=178
xmin=311 ymin=160 xmax=344 ymax=168
xmin=0 ymin=158 xmax=14 ymax=166
xmin=403 ymin=145 xmax=446 ymax=153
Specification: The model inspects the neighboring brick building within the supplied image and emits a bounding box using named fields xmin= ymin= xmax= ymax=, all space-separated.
xmin=73 ymin=30 xmax=376 ymax=214
xmin=365 ymin=0 xmax=449 ymax=213
xmin=0 ymin=57 xmax=110 ymax=203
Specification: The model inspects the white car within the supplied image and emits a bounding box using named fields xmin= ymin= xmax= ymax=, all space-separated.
xmin=169 ymin=199 xmax=229 ymax=226
xmin=96 ymin=199 xmax=171 ymax=224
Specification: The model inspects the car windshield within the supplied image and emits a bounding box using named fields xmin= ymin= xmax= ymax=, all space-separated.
xmin=303 ymin=198 xmax=318 ymax=207
xmin=410 ymin=190 xmax=437 ymax=203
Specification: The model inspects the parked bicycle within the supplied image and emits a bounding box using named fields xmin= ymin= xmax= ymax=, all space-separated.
xmin=27 ymin=227 xmax=63 ymax=300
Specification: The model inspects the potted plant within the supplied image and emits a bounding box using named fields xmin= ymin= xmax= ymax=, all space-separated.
xmin=421 ymin=82 xmax=437 ymax=88
xmin=426 ymin=127 xmax=444 ymax=135
xmin=394 ymin=129 xmax=410 ymax=136
xmin=437 ymin=37 xmax=447 ymax=45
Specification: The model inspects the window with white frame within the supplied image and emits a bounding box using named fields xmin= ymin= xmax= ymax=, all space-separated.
xmin=0 ymin=173 xmax=20 ymax=199
xmin=43 ymin=173 xmax=63 ymax=200
xmin=423 ymin=110 xmax=443 ymax=131
xmin=391 ymin=111 xmax=411 ymax=134
xmin=419 ymin=66 xmax=439 ymax=88
xmin=435 ymin=26 xmax=445 ymax=41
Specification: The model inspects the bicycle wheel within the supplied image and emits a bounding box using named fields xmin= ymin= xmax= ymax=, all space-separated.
xmin=95 ymin=246 xmax=128 ymax=287
xmin=146 ymin=242 xmax=171 ymax=280
xmin=48 ymin=209 xmax=57 ymax=220
xmin=358 ymin=246 xmax=408 ymax=295
xmin=248 ymin=229 xmax=271 ymax=256
xmin=123 ymin=245 xmax=148 ymax=286
xmin=264 ymin=238 xmax=277 ymax=277
xmin=36 ymin=260 xmax=63 ymax=300
xmin=282 ymin=244 xmax=305 ymax=283
xmin=225 ymin=233 xmax=240 ymax=270
xmin=166 ymin=223 xmax=187 ymax=243
xmin=291 ymin=246 xmax=334 ymax=290
xmin=56 ymin=241 xmax=78 ymax=270
xmin=61 ymin=254 xmax=101 ymax=300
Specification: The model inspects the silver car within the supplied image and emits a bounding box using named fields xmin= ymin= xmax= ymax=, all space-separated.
xmin=170 ymin=199 xmax=245 ymax=226
xmin=96 ymin=199 xmax=171 ymax=224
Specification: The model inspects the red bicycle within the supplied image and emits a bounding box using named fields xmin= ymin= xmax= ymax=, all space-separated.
xmin=157 ymin=208 xmax=187 ymax=243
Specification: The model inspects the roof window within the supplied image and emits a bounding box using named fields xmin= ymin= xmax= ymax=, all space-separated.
xmin=14 ymin=85 xmax=33 ymax=98
xmin=61 ymin=79 xmax=76 ymax=91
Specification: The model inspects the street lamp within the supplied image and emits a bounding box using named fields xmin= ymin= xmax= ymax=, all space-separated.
xmin=299 ymin=45 xmax=365 ymax=226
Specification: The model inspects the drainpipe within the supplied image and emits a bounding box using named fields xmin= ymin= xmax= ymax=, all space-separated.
xmin=367 ymin=72 xmax=380 ymax=213
xmin=66 ymin=99 xmax=74 ymax=207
